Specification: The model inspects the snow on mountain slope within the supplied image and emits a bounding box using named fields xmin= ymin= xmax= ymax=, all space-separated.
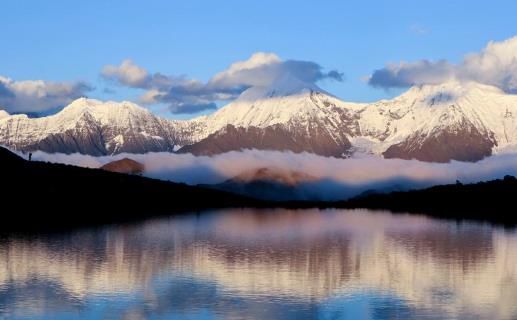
xmin=179 ymin=80 xmax=517 ymax=161
xmin=1 ymin=80 xmax=517 ymax=162
xmin=0 ymin=98 xmax=180 ymax=155
xmin=0 ymin=110 xmax=9 ymax=120
xmin=201 ymin=78 xmax=363 ymax=156
xmin=358 ymin=81 xmax=505 ymax=143
xmin=352 ymin=81 xmax=517 ymax=161
xmin=201 ymin=76 xmax=364 ymax=133
xmin=177 ymin=77 xmax=366 ymax=156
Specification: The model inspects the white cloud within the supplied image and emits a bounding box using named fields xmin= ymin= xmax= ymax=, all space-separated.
xmin=138 ymin=88 xmax=162 ymax=104
xmin=368 ymin=60 xmax=454 ymax=88
xmin=207 ymin=52 xmax=283 ymax=88
xmin=369 ymin=36 xmax=517 ymax=93
xmin=459 ymin=37 xmax=517 ymax=92
xmin=30 ymin=149 xmax=517 ymax=201
xmin=208 ymin=52 xmax=343 ymax=89
xmin=0 ymin=76 xmax=92 ymax=114
xmin=210 ymin=52 xmax=282 ymax=87
xmin=101 ymin=52 xmax=343 ymax=114
xmin=101 ymin=59 xmax=149 ymax=88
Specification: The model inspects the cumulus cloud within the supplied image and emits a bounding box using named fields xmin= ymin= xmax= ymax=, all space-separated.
xmin=369 ymin=36 xmax=517 ymax=93
xmin=207 ymin=52 xmax=343 ymax=89
xmin=30 ymin=149 xmax=517 ymax=201
xmin=101 ymin=53 xmax=343 ymax=114
xmin=0 ymin=76 xmax=92 ymax=114
xmin=101 ymin=59 xmax=178 ymax=90
xmin=369 ymin=60 xmax=454 ymax=88
xmin=101 ymin=59 xmax=149 ymax=88
xmin=460 ymin=37 xmax=517 ymax=92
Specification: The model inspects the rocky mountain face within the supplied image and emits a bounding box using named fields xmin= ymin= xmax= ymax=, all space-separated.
xmin=358 ymin=82 xmax=504 ymax=162
xmin=0 ymin=99 xmax=183 ymax=156
xmin=178 ymin=80 xmax=362 ymax=157
xmin=1 ymin=81 xmax=517 ymax=162
xmin=179 ymin=122 xmax=352 ymax=157
xmin=382 ymin=121 xmax=496 ymax=162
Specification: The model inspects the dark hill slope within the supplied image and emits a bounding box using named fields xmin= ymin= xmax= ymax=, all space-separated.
xmin=342 ymin=176 xmax=517 ymax=225
xmin=0 ymin=147 xmax=263 ymax=230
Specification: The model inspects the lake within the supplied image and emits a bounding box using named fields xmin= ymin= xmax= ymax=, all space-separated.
xmin=0 ymin=209 xmax=516 ymax=320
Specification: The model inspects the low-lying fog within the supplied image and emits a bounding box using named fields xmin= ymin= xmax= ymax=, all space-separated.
xmin=30 ymin=150 xmax=517 ymax=201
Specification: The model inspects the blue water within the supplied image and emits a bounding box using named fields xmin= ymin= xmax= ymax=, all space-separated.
xmin=0 ymin=209 xmax=516 ymax=319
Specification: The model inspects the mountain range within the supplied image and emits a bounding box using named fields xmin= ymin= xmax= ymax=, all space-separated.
xmin=1 ymin=80 xmax=517 ymax=162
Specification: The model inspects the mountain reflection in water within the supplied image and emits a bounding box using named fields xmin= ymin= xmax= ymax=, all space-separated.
xmin=0 ymin=209 xmax=516 ymax=320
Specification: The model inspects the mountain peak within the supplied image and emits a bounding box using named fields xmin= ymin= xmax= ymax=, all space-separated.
xmin=60 ymin=97 xmax=103 ymax=113
xmin=236 ymin=75 xmax=325 ymax=102
xmin=59 ymin=98 xmax=152 ymax=120
xmin=198 ymin=75 xmax=350 ymax=136
xmin=64 ymin=97 xmax=145 ymax=110
xmin=3 ymin=79 xmax=517 ymax=162
xmin=403 ymin=80 xmax=505 ymax=100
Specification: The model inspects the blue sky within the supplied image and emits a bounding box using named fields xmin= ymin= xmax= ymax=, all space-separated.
xmin=1 ymin=0 xmax=516 ymax=118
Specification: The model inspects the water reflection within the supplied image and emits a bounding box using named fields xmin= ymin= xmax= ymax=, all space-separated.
xmin=0 ymin=209 xmax=516 ymax=319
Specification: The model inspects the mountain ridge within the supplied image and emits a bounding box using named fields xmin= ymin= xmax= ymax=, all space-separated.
xmin=1 ymin=80 xmax=517 ymax=162
xmin=0 ymin=146 xmax=264 ymax=231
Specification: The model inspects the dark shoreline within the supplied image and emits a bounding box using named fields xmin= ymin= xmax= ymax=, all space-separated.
xmin=337 ymin=175 xmax=517 ymax=226
xmin=2 ymin=147 xmax=516 ymax=232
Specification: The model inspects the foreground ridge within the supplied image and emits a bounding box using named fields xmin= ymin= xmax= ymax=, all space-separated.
xmin=2 ymin=146 xmax=516 ymax=231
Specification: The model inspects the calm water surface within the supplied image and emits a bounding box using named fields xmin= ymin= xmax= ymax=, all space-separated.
xmin=0 ymin=209 xmax=516 ymax=320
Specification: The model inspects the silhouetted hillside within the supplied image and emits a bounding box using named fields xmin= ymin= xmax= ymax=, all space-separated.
xmin=3 ymin=146 xmax=517 ymax=231
xmin=342 ymin=176 xmax=517 ymax=225
xmin=0 ymin=147 xmax=263 ymax=231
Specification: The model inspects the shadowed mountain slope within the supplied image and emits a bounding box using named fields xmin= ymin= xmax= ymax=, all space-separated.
xmin=0 ymin=147 xmax=263 ymax=231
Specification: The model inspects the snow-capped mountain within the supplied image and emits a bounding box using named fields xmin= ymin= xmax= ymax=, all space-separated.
xmin=179 ymin=76 xmax=364 ymax=157
xmin=353 ymin=81 xmax=512 ymax=162
xmin=0 ymin=98 xmax=182 ymax=155
xmin=1 ymin=80 xmax=517 ymax=162
xmin=179 ymin=80 xmax=517 ymax=162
